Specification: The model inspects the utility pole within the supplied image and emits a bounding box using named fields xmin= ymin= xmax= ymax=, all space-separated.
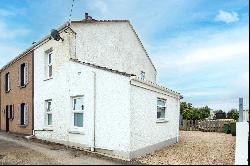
xmin=239 ymin=98 xmax=243 ymax=122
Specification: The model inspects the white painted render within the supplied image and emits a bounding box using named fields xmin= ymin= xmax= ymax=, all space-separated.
xmin=71 ymin=22 xmax=156 ymax=82
xmin=33 ymin=21 xmax=180 ymax=159
xmin=235 ymin=122 xmax=249 ymax=165
xmin=130 ymin=79 xmax=180 ymax=152
xmin=34 ymin=60 xmax=132 ymax=152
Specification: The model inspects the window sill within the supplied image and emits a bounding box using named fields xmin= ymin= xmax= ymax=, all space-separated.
xmin=44 ymin=77 xmax=53 ymax=81
xmin=68 ymin=130 xmax=84 ymax=135
xmin=156 ymin=119 xmax=169 ymax=123
xmin=5 ymin=90 xmax=11 ymax=93
xmin=20 ymin=85 xmax=27 ymax=89
xmin=20 ymin=125 xmax=27 ymax=128
xmin=42 ymin=127 xmax=53 ymax=131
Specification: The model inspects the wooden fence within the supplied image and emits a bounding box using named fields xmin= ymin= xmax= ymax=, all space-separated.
xmin=180 ymin=119 xmax=235 ymax=132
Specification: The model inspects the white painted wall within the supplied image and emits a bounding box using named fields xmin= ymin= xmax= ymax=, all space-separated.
xmin=235 ymin=122 xmax=249 ymax=165
xmin=130 ymin=80 xmax=180 ymax=152
xmin=34 ymin=55 xmax=131 ymax=153
xmin=71 ymin=22 xmax=156 ymax=82
xmin=33 ymin=21 xmax=180 ymax=159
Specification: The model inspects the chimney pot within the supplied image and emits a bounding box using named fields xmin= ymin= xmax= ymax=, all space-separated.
xmin=85 ymin=13 xmax=88 ymax=20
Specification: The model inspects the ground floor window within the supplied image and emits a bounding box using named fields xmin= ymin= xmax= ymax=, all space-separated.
xmin=20 ymin=103 xmax=26 ymax=125
xmin=157 ymin=98 xmax=167 ymax=119
xmin=72 ymin=96 xmax=84 ymax=128
xmin=45 ymin=100 xmax=52 ymax=126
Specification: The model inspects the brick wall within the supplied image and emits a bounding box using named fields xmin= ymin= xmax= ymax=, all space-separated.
xmin=0 ymin=51 xmax=33 ymax=135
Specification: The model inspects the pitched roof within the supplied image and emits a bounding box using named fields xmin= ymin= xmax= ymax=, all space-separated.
xmin=70 ymin=58 xmax=135 ymax=77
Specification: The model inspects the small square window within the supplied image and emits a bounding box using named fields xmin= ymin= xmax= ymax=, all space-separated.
xmin=141 ymin=71 xmax=145 ymax=80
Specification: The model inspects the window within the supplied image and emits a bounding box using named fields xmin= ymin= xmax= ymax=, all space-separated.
xmin=141 ymin=71 xmax=145 ymax=80
xmin=8 ymin=105 xmax=14 ymax=120
xmin=5 ymin=72 xmax=10 ymax=92
xmin=157 ymin=98 xmax=166 ymax=119
xmin=19 ymin=63 xmax=28 ymax=87
xmin=6 ymin=105 xmax=12 ymax=119
xmin=45 ymin=50 xmax=53 ymax=78
xmin=45 ymin=100 xmax=52 ymax=126
xmin=20 ymin=103 xmax=28 ymax=126
xmin=72 ymin=96 xmax=84 ymax=127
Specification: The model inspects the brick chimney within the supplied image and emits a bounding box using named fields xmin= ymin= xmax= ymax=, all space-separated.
xmin=85 ymin=12 xmax=93 ymax=21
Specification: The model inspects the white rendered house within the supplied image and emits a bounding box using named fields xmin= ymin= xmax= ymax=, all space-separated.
xmin=32 ymin=16 xmax=181 ymax=159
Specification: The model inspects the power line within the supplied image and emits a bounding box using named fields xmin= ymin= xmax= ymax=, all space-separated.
xmin=69 ymin=0 xmax=75 ymax=25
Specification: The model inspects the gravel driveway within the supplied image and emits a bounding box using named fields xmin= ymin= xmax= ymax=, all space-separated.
xmin=137 ymin=131 xmax=236 ymax=165
xmin=0 ymin=132 xmax=135 ymax=165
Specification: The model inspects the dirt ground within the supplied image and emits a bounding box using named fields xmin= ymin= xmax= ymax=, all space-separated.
xmin=137 ymin=131 xmax=236 ymax=165
xmin=0 ymin=132 xmax=136 ymax=165
xmin=0 ymin=131 xmax=236 ymax=165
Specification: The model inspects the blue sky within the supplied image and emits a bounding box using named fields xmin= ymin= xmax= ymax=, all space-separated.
xmin=0 ymin=0 xmax=249 ymax=111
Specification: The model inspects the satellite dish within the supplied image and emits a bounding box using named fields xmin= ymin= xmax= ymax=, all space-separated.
xmin=51 ymin=29 xmax=64 ymax=41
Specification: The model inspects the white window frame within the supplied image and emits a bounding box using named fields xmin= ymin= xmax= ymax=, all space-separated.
xmin=157 ymin=98 xmax=167 ymax=120
xmin=47 ymin=51 xmax=53 ymax=78
xmin=141 ymin=71 xmax=145 ymax=80
xmin=20 ymin=63 xmax=27 ymax=87
xmin=5 ymin=72 xmax=10 ymax=92
xmin=45 ymin=99 xmax=52 ymax=126
xmin=20 ymin=103 xmax=28 ymax=126
xmin=72 ymin=96 xmax=84 ymax=129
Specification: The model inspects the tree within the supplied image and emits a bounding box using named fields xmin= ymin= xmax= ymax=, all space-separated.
xmin=182 ymin=108 xmax=194 ymax=120
xmin=181 ymin=102 xmax=212 ymax=120
xmin=198 ymin=106 xmax=211 ymax=119
xmin=214 ymin=110 xmax=226 ymax=119
xmin=227 ymin=109 xmax=239 ymax=121
xmin=180 ymin=102 xmax=192 ymax=115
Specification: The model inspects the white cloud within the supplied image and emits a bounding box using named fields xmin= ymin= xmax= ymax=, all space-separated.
xmin=152 ymin=25 xmax=249 ymax=72
xmin=0 ymin=8 xmax=15 ymax=16
xmin=215 ymin=10 xmax=239 ymax=23
xmin=149 ymin=24 xmax=249 ymax=111
xmin=0 ymin=21 xmax=29 ymax=40
xmin=88 ymin=0 xmax=109 ymax=15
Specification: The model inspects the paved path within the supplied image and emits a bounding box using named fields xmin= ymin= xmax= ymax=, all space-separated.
xmin=0 ymin=132 xmax=131 ymax=165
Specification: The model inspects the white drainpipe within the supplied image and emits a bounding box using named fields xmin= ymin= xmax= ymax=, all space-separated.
xmin=91 ymin=71 xmax=96 ymax=152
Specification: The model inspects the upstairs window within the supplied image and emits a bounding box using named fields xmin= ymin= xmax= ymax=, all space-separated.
xmin=48 ymin=52 xmax=52 ymax=78
xmin=157 ymin=98 xmax=166 ymax=119
xmin=19 ymin=62 xmax=28 ymax=87
xmin=141 ymin=71 xmax=145 ymax=80
xmin=5 ymin=72 xmax=10 ymax=92
xmin=72 ymin=96 xmax=84 ymax=128
xmin=45 ymin=49 xmax=53 ymax=79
